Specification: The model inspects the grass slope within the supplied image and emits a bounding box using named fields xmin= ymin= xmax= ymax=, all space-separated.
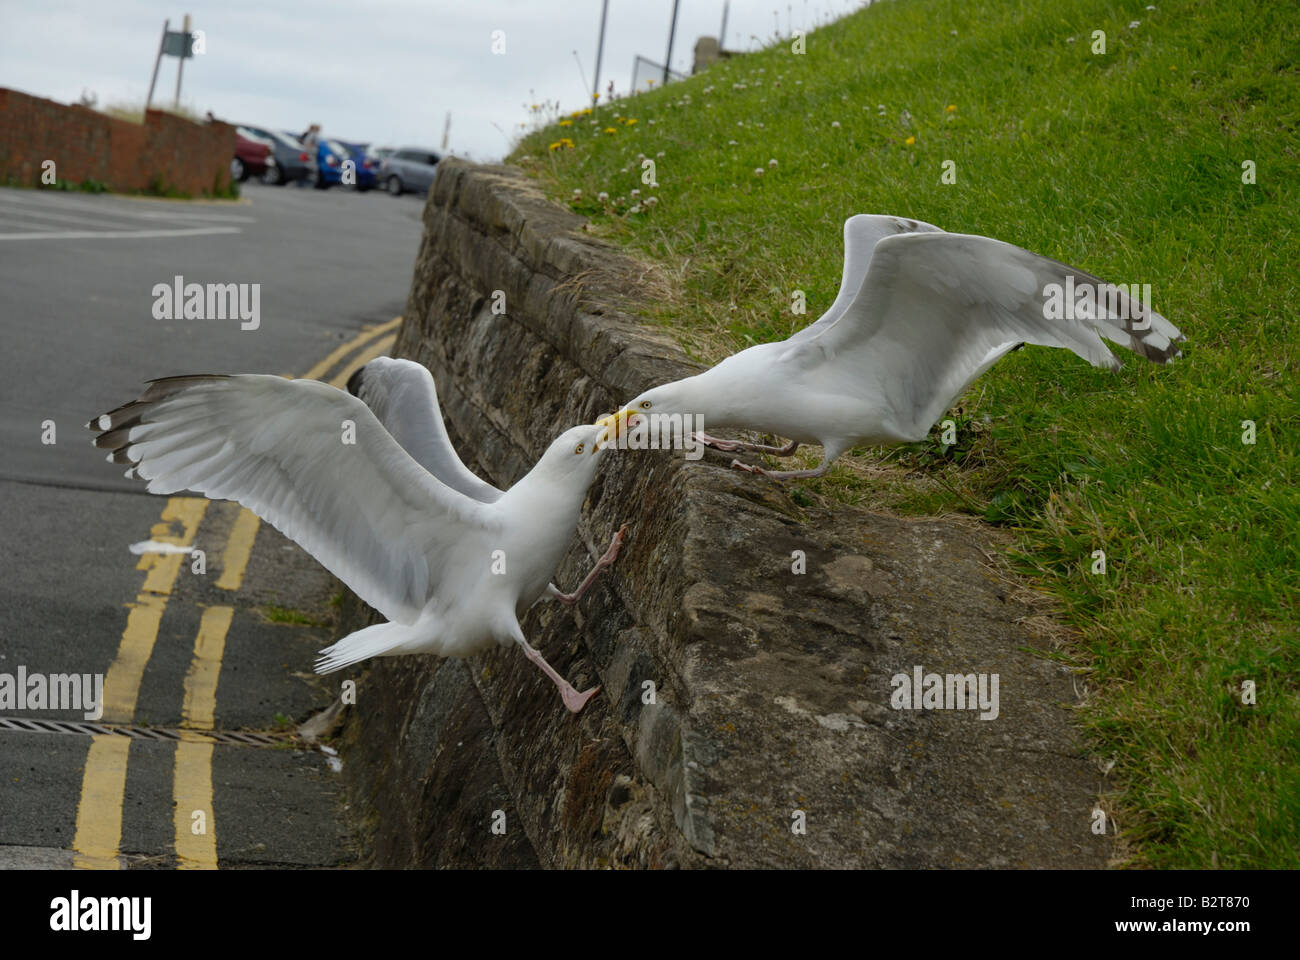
xmin=511 ymin=0 xmax=1298 ymax=868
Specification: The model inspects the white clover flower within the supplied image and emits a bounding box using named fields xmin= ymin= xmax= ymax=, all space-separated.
xmin=753 ymin=167 xmax=764 ymax=176
xmin=644 ymin=196 xmax=658 ymax=208
xmin=572 ymin=188 xmax=582 ymax=197
xmin=1129 ymin=20 xmax=1140 ymax=28
xmin=768 ymin=157 xmax=778 ymax=167
xmin=831 ymin=120 xmax=841 ymax=128
xmin=629 ymin=203 xmax=642 ymax=213
xmin=597 ymin=191 xmax=609 ymax=202
xmin=728 ymin=139 xmax=738 ymax=145
xmin=656 ymin=150 xmax=665 ymax=158
xmin=630 ymin=188 xmax=641 ymax=197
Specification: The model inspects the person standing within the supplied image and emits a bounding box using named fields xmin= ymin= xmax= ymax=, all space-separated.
xmin=297 ymin=123 xmax=321 ymax=187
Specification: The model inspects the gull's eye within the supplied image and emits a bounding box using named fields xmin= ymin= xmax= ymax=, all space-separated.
xmin=574 ymin=443 xmax=585 ymax=455
xmin=641 ymin=400 xmax=652 ymax=409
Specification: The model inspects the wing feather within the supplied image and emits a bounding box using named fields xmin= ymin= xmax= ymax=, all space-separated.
xmin=348 ymin=357 xmax=502 ymax=503
xmin=807 ymin=232 xmax=1185 ymax=438
xmin=788 ymin=214 xmax=945 ymax=344
xmin=90 ymin=374 xmax=499 ymax=624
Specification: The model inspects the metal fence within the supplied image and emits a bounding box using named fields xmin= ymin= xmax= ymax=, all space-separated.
xmin=630 ymin=55 xmax=687 ymax=94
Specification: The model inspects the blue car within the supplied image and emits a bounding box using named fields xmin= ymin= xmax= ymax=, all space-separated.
xmin=338 ymin=141 xmax=380 ymax=191
xmin=311 ymin=139 xmax=353 ymax=190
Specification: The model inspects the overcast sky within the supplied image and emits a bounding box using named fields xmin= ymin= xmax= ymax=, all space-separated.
xmin=1 ymin=0 xmax=867 ymax=160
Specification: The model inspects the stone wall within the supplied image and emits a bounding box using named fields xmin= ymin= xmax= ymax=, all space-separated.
xmin=335 ymin=158 xmax=1114 ymax=868
xmin=0 ymin=88 xmax=234 ymax=196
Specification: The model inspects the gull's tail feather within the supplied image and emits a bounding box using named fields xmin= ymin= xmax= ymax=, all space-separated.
xmin=315 ymin=621 xmax=428 ymax=674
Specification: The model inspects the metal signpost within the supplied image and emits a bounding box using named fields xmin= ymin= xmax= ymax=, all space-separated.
xmin=145 ymin=14 xmax=195 ymax=113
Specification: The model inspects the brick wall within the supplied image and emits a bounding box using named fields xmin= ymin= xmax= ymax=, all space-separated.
xmin=0 ymin=87 xmax=235 ymax=196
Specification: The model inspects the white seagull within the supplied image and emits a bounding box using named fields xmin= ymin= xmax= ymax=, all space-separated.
xmin=89 ymin=371 xmax=632 ymax=713
xmin=601 ymin=214 xmax=1186 ymax=479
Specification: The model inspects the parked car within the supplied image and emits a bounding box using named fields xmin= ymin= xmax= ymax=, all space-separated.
xmin=231 ymin=131 xmax=273 ymax=182
xmin=380 ymin=147 xmax=440 ymax=196
xmin=312 ymin=139 xmax=354 ymax=189
xmin=338 ymin=141 xmax=380 ymax=191
xmin=237 ymin=125 xmax=315 ymax=185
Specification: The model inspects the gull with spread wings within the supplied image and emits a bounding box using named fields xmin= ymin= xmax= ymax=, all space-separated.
xmin=89 ymin=362 xmax=631 ymax=713
xmin=601 ymin=215 xmax=1185 ymax=479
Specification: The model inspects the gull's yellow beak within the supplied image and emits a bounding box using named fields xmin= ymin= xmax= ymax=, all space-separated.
xmin=594 ymin=408 xmax=633 ymax=453
xmin=594 ymin=408 xmax=633 ymax=430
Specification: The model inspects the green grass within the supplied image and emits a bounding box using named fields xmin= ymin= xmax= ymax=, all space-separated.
xmin=511 ymin=0 xmax=1300 ymax=868
xmin=260 ymin=605 xmax=329 ymax=629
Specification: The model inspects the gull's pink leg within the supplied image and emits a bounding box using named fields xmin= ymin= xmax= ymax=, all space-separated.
xmin=515 ymin=635 xmax=600 ymax=713
xmin=551 ymin=524 xmax=628 ymax=606
xmin=695 ymin=431 xmax=799 ymax=456
xmin=730 ymin=457 xmax=831 ymax=481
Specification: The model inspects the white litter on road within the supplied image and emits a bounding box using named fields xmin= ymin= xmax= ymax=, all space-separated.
xmin=128 ymin=539 xmax=196 ymax=555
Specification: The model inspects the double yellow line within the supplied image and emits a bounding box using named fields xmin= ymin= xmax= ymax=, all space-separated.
xmin=71 ymin=316 xmax=401 ymax=869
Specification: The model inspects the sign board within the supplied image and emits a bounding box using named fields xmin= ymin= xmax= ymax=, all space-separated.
xmin=161 ymin=30 xmax=194 ymax=58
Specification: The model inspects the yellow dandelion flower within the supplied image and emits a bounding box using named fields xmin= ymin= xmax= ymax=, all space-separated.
xmin=625 ymin=118 xmax=638 ymax=125
xmin=582 ymin=108 xmax=593 ymax=115
xmin=560 ymin=138 xmax=574 ymax=147
xmin=592 ymin=93 xmax=600 ymax=102
xmin=559 ymin=119 xmax=573 ymax=127
xmin=604 ymin=127 xmax=617 ymax=134
xmin=548 ymin=141 xmax=562 ymax=151
xmin=905 ymin=135 xmax=916 ymax=145
xmin=946 ymin=104 xmax=956 ymax=112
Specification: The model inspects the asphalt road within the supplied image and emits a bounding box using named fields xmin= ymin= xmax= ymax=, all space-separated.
xmin=0 ymin=180 xmax=426 ymax=867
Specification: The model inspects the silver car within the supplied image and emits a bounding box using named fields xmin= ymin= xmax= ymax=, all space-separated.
xmin=381 ymin=147 xmax=441 ymax=196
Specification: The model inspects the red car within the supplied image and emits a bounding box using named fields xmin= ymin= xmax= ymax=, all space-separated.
xmin=231 ymin=131 xmax=273 ymax=182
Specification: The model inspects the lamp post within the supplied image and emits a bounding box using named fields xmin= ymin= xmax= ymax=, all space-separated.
xmin=663 ymin=0 xmax=680 ymax=86
xmin=593 ymin=0 xmax=609 ymax=102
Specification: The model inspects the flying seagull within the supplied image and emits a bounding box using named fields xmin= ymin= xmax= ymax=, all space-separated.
xmin=88 ymin=372 xmax=632 ymax=713
xmin=600 ymin=214 xmax=1185 ymax=480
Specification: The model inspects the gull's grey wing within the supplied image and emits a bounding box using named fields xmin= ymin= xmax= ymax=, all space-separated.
xmin=90 ymin=374 xmax=502 ymax=624
xmin=786 ymin=214 xmax=944 ymax=344
xmin=348 ymin=357 xmax=502 ymax=503
xmin=801 ymin=231 xmax=1185 ymax=439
